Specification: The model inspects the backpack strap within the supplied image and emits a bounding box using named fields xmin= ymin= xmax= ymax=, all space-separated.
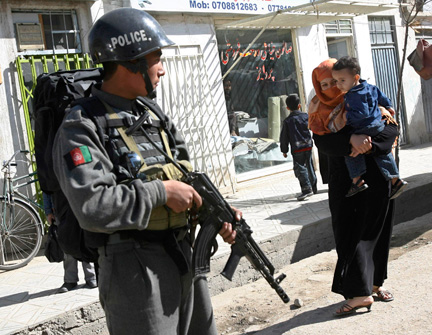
xmin=147 ymin=109 xmax=173 ymax=161
xmin=72 ymin=96 xmax=109 ymax=147
xmin=133 ymin=97 xmax=176 ymax=161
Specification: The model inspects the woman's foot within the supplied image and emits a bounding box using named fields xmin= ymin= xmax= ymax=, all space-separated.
xmin=372 ymin=286 xmax=394 ymax=302
xmin=335 ymin=296 xmax=374 ymax=316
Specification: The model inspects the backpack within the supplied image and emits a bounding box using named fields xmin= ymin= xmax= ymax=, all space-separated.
xmin=34 ymin=68 xmax=105 ymax=263
xmin=34 ymin=68 xmax=104 ymax=193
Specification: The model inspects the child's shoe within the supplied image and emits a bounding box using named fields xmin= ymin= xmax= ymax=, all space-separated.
xmin=389 ymin=179 xmax=407 ymax=199
xmin=346 ymin=179 xmax=368 ymax=197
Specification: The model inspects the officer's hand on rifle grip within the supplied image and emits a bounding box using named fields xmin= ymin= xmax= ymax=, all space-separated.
xmin=163 ymin=180 xmax=202 ymax=213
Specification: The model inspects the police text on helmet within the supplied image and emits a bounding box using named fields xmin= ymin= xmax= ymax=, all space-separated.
xmin=111 ymin=30 xmax=149 ymax=49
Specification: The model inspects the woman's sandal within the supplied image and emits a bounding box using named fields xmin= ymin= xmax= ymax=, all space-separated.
xmin=346 ymin=179 xmax=369 ymax=197
xmin=335 ymin=302 xmax=373 ymax=316
xmin=373 ymin=289 xmax=394 ymax=302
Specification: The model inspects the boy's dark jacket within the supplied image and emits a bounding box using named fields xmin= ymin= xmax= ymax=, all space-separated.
xmin=279 ymin=110 xmax=313 ymax=153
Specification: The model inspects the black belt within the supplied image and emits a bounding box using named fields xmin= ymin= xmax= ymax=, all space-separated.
xmin=109 ymin=226 xmax=190 ymax=275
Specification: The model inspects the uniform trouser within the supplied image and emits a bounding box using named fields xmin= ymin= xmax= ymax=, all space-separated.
xmin=292 ymin=150 xmax=317 ymax=192
xmin=63 ymin=253 xmax=96 ymax=284
xmin=98 ymin=240 xmax=217 ymax=335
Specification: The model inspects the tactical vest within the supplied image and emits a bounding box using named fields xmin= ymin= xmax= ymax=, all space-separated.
xmin=79 ymin=96 xmax=191 ymax=231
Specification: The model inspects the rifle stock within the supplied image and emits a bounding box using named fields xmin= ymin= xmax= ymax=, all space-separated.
xmin=187 ymin=172 xmax=290 ymax=303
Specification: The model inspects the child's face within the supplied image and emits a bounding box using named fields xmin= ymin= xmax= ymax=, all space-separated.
xmin=332 ymin=68 xmax=359 ymax=93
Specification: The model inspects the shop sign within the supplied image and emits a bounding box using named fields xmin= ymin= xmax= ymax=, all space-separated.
xmin=132 ymin=0 xmax=309 ymax=14
xmin=221 ymin=41 xmax=292 ymax=81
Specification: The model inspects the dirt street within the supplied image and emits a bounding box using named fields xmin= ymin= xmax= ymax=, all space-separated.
xmin=212 ymin=212 xmax=432 ymax=335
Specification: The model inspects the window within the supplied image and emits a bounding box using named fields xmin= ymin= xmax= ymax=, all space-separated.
xmin=327 ymin=38 xmax=351 ymax=59
xmin=325 ymin=20 xmax=353 ymax=35
xmin=368 ymin=17 xmax=395 ymax=45
xmin=414 ymin=27 xmax=432 ymax=44
xmin=12 ymin=10 xmax=82 ymax=55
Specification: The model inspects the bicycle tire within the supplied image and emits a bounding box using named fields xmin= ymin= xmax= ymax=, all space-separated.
xmin=0 ymin=198 xmax=43 ymax=270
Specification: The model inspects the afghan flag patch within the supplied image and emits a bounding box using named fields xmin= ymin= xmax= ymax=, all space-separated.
xmin=65 ymin=146 xmax=92 ymax=170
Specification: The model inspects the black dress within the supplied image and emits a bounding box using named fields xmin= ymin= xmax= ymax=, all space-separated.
xmin=314 ymin=123 xmax=398 ymax=299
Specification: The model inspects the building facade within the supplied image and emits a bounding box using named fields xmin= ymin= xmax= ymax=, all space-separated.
xmin=0 ymin=0 xmax=430 ymax=196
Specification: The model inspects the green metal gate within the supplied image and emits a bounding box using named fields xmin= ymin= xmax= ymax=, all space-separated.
xmin=15 ymin=53 xmax=96 ymax=205
xmin=16 ymin=53 xmax=95 ymax=159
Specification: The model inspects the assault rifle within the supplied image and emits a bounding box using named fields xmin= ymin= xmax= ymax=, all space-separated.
xmin=127 ymin=98 xmax=290 ymax=303
xmin=185 ymin=171 xmax=290 ymax=303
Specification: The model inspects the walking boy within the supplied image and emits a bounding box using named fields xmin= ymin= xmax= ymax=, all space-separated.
xmin=332 ymin=56 xmax=407 ymax=198
xmin=280 ymin=94 xmax=317 ymax=201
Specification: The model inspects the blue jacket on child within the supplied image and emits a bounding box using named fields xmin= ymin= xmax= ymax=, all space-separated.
xmin=345 ymin=79 xmax=392 ymax=132
xmin=280 ymin=110 xmax=313 ymax=153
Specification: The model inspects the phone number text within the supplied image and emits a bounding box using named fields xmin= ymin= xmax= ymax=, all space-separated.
xmin=190 ymin=1 xmax=258 ymax=11
xmin=189 ymin=1 xmax=291 ymax=12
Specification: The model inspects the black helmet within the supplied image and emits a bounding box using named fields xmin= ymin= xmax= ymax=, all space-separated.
xmin=88 ymin=8 xmax=174 ymax=64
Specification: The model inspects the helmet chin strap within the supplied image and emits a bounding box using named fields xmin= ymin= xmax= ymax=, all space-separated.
xmin=144 ymin=74 xmax=156 ymax=99
xmin=118 ymin=58 xmax=156 ymax=99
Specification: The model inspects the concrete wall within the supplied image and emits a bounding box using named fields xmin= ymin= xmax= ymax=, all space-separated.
xmin=0 ymin=1 xmax=18 ymax=163
xmin=352 ymin=15 xmax=376 ymax=84
xmin=295 ymin=24 xmax=329 ymax=109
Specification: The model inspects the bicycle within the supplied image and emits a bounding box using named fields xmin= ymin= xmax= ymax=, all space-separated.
xmin=0 ymin=150 xmax=44 ymax=270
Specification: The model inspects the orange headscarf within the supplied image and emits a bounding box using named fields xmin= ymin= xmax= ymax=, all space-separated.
xmin=308 ymin=58 xmax=345 ymax=135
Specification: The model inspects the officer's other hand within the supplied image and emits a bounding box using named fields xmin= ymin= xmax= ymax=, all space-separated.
xmin=163 ymin=180 xmax=202 ymax=213
xmin=219 ymin=207 xmax=241 ymax=244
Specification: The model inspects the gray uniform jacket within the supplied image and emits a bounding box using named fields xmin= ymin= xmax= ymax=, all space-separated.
xmin=52 ymin=87 xmax=189 ymax=234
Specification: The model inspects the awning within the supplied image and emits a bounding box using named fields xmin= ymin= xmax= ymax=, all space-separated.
xmin=218 ymin=0 xmax=403 ymax=30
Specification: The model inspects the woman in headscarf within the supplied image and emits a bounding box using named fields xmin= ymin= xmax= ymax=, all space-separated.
xmin=308 ymin=58 xmax=346 ymax=183
xmin=309 ymin=58 xmax=398 ymax=316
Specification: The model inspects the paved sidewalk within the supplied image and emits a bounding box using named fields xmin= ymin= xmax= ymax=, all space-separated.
xmin=0 ymin=142 xmax=431 ymax=334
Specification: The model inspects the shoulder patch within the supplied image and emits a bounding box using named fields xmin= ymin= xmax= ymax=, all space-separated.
xmin=65 ymin=146 xmax=92 ymax=170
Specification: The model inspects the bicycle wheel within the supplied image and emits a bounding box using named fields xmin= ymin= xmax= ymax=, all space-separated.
xmin=0 ymin=198 xmax=43 ymax=270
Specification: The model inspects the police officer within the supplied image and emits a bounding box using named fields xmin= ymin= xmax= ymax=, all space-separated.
xmin=52 ymin=8 xmax=237 ymax=335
